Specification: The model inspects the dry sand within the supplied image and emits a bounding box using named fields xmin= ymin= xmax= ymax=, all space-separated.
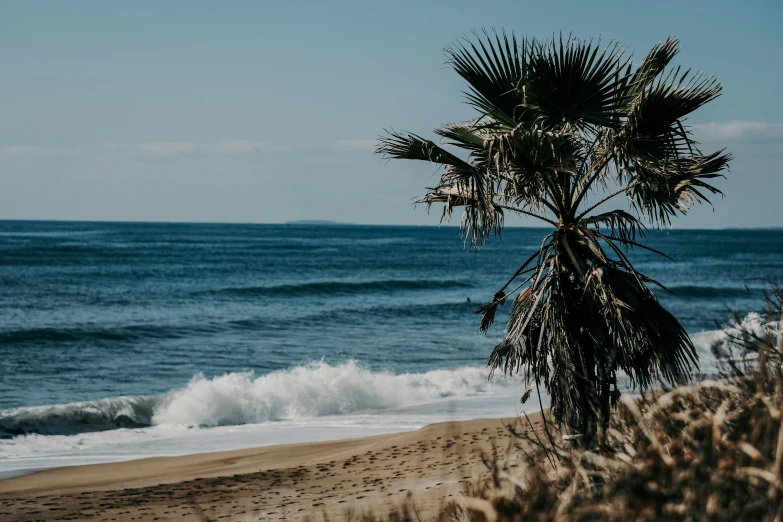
xmin=0 ymin=414 xmax=546 ymax=521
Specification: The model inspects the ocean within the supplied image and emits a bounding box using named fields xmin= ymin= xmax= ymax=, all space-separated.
xmin=1 ymin=221 xmax=781 ymax=477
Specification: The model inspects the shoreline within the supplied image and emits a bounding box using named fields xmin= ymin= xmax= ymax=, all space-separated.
xmin=0 ymin=414 xmax=544 ymax=521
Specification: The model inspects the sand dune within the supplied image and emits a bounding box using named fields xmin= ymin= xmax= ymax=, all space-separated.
xmin=0 ymin=414 xmax=545 ymax=521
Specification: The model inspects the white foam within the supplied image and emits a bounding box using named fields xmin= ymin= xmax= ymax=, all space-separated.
xmin=152 ymin=361 xmax=513 ymax=427
xmin=691 ymin=312 xmax=778 ymax=367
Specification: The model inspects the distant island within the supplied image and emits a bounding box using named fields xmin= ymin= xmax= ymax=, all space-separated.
xmin=284 ymin=220 xmax=354 ymax=226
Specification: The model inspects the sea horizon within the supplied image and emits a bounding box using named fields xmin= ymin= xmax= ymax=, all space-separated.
xmin=0 ymin=218 xmax=781 ymax=231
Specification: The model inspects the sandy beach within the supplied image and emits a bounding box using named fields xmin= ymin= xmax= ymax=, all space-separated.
xmin=0 ymin=414 xmax=543 ymax=521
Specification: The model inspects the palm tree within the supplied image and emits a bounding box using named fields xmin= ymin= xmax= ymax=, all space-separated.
xmin=377 ymin=33 xmax=731 ymax=442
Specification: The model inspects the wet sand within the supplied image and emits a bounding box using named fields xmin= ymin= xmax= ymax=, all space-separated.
xmin=0 ymin=414 xmax=545 ymax=521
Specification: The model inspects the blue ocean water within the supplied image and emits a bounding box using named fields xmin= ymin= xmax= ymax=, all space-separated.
xmin=0 ymin=221 xmax=781 ymax=445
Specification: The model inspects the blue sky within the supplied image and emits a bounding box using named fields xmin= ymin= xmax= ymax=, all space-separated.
xmin=0 ymin=0 xmax=781 ymax=227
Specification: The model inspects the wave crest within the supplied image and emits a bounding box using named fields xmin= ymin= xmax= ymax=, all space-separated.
xmin=0 ymin=362 xmax=509 ymax=437
xmin=153 ymin=361 xmax=502 ymax=427
xmin=0 ymin=396 xmax=155 ymax=438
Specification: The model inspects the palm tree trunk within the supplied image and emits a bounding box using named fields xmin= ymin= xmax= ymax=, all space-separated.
xmin=558 ymin=232 xmax=600 ymax=444
xmin=598 ymin=379 xmax=611 ymax=445
xmin=579 ymin=339 xmax=598 ymax=445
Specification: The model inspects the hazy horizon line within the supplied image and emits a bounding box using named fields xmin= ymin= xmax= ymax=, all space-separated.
xmin=0 ymin=218 xmax=781 ymax=231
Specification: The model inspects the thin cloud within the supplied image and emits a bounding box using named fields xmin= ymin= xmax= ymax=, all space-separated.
xmin=0 ymin=141 xmax=289 ymax=159
xmin=692 ymin=121 xmax=783 ymax=143
xmin=104 ymin=141 xmax=288 ymax=156
xmin=0 ymin=145 xmax=88 ymax=158
xmin=334 ymin=139 xmax=377 ymax=152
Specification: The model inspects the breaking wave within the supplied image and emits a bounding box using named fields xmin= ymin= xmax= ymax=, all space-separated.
xmin=0 ymin=361 xmax=510 ymax=438
xmin=0 ymin=396 xmax=156 ymax=438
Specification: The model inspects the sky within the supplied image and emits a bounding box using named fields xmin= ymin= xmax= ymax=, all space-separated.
xmin=0 ymin=0 xmax=781 ymax=228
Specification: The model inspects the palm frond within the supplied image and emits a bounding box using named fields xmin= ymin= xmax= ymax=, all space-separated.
xmin=445 ymin=29 xmax=528 ymax=126
xmin=376 ymin=131 xmax=469 ymax=166
xmin=627 ymin=37 xmax=680 ymax=96
xmin=628 ymin=150 xmax=732 ymax=225
xmin=491 ymin=128 xmax=579 ymax=210
xmin=525 ymin=34 xmax=631 ymax=130
xmin=433 ymin=122 xmax=490 ymax=157
xmin=581 ymin=209 xmax=646 ymax=244
xmin=618 ymin=68 xmax=722 ymax=167
xmin=418 ymin=182 xmax=503 ymax=247
xmin=378 ymin=130 xmax=504 ymax=247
